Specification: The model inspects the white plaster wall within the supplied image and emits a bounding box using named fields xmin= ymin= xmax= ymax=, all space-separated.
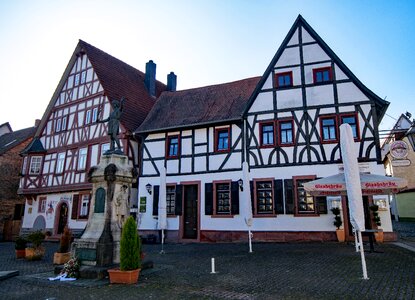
xmin=302 ymin=44 xmax=330 ymax=64
xmin=249 ymin=92 xmax=273 ymax=113
xmin=287 ymin=28 xmax=299 ymax=45
xmin=301 ymin=26 xmax=315 ymax=43
xmin=334 ymin=64 xmax=348 ymax=80
xmin=262 ymin=73 xmax=273 ymax=90
xmin=337 ymin=82 xmax=369 ymax=103
xmin=277 ymin=88 xmax=303 ymax=109
xmin=306 ymin=85 xmax=334 ymax=107
xmin=275 ymin=47 xmax=300 ymax=67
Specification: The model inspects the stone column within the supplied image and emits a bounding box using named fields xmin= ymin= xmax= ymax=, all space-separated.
xmin=72 ymin=154 xmax=136 ymax=266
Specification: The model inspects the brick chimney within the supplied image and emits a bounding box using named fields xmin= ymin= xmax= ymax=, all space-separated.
xmin=145 ymin=60 xmax=156 ymax=97
xmin=167 ymin=72 xmax=177 ymax=92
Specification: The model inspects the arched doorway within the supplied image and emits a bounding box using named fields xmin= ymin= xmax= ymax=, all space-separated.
xmin=57 ymin=202 xmax=68 ymax=234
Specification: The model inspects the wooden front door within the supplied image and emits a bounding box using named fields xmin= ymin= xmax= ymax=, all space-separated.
xmin=183 ymin=185 xmax=198 ymax=239
xmin=57 ymin=203 xmax=68 ymax=234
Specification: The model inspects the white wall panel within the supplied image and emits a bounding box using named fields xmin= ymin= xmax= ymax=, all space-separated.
xmin=306 ymin=85 xmax=334 ymax=107
xmin=275 ymin=47 xmax=300 ymax=67
xmin=337 ymin=82 xmax=369 ymax=103
xmin=302 ymin=44 xmax=330 ymax=64
xmin=277 ymin=89 xmax=303 ymax=109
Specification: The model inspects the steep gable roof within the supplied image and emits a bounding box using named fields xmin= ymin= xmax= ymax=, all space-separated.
xmin=0 ymin=126 xmax=36 ymax=155
xmin=136 ymin=77 xmax=260 ymax=133
xmin=35 ymin=40 xmax=166 ymax=137
xmin=243 ymin=15 xmax=389 ymax=120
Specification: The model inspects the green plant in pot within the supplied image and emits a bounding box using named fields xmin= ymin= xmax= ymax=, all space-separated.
xmin=15 ymin=236 xmax=27 ymax=259
xmin=369 ymin=204 xmax=383 ymax=242
xmin=108 ymin=216 xmax=141 ymax=284
xmin=26 ymin=231 xmax=46 ymax=260
xmin=331 ymin=207 xmax=345 ymax=242
xmin=53 ymin=226 xmax=73 ymax=265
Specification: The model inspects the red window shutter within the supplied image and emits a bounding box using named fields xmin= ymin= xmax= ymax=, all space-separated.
xmin=71 ymin=194 xmax=79 ymax=219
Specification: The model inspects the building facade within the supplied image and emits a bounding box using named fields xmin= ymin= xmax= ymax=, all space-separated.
xmin=18 ymin=40 xmax=169 ymax=237
xmin=0 ymin=122 xmax=36 ymax=240
xmin=382 ymin=113 xmax=415 ymax=221
xmin=135 ymin=15 xmax=393 ymax=242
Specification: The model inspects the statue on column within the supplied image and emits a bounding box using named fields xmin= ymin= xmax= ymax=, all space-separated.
xmin=97 ymin=97 xmax=126 ymax=154
xmin=114 ymin=184 xmax=130 ymax=228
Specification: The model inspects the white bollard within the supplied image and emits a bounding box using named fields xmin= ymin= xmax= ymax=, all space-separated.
xmin=210 ymin=257 xmax=216 ymax=274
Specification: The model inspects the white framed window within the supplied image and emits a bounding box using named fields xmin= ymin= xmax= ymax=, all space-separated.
xmin=38 ymin=197 xmax=46 ymax=213
xmin=80 ymin=194 xmax=90 ymax=217
xmin=62 ymin=116 xmax=67 ymax=131
xmin=85 ymin=110 xmax=91 ymax=124
xmin=29 ymin=156 xmax=42 ymax=174
xmin=78 ymin=148 xmax=88 ymax=170
xmin=56 ymin=152 xmax=66 ymax=173
xmin=55 ymin=118 xmax=62 ymax=132
xmin=92 ymin=107 xmax=99 ymax=123
xmin=81 ymin=71 xmax=87 ymax=84
xmin=101 ymin=143 xmax=110 ymax=154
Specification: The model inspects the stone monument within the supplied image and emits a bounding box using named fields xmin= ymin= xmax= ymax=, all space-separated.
xmin=72 ymin=97 xmax=136 ymax=267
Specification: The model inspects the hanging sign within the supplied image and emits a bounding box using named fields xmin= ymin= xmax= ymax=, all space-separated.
xmin=390 ymin=141 xmax=409 ymax=159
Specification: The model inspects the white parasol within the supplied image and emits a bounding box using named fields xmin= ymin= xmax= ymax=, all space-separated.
xmin=242 ymin=162 xmax=253 ymax=253
xmin=158 ymin=166 xmax=167 ymax=254
xmin=340 ymin=123 xmax=368 ymax=279
xmin=303 ymin=173 xmax=407 ymax=196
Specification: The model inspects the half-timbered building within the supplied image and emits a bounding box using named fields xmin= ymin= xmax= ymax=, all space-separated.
xmin=135 ymin=15 xmax=394 ymax=242
xmin=18 ymin=40 xmax=169 ymax=237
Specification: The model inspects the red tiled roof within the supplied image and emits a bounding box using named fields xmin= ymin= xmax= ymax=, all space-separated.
xmin=136 ymin=77 xmax=261 ymax=133
xmin=79 ymin=40 xmax=166 ymax=132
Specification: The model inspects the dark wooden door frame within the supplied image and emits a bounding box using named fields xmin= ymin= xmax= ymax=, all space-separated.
xmin=179 ymin=181 xmax=200 ymax=242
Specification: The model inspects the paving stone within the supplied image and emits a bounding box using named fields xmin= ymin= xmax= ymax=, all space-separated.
xmin=0 ymin=222 xmax=414 ymax=299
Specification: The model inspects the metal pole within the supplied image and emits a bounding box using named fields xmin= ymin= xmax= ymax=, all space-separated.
xmin=160 ymin=229 xmax=165 ymax=254
xmin=248 ymin=228 xmax=253 ymax=253
xmin=354 ymin=227 xmax=359 ymax=252
xmin=358 ymin=230 xmax=369 ymax=280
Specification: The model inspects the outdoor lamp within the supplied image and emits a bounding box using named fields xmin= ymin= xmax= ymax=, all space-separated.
xmin=407 ymin=126 xmax=415 ymax=151
xmin=237 ymin=178 xmax=243 ymax=191
xmin=146 ymin=183 xmax=152 ymax=195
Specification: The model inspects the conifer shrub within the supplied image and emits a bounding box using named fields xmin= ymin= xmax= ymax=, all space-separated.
xmin=120 ymin=216 xmax=141 ymax=271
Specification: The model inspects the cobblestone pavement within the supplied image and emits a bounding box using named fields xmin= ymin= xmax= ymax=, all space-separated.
xmin=1 ymin=233 xmax=414 ymax=299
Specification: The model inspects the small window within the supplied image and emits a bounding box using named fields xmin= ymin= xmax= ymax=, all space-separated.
xmin=38 ymin=197 xmax=46 ymax=213
xmin=74 ymin=73 xmax=80 ymax=86
xmin=294 ymin=176 xmax=316 ymax=214
xmin=92 ymin=107 xmax=99 ymax=123
xmin=29 ymin=156 xmax=42 ymax=174
xmin=279 ymin=120 xmax=294 ymax=145
xmin=215 ymin=128 xmax=230 ymax=152
xmin=61 ymin=116 xmax=67 ymax=131
xmin=81 ymin=71 xmax=87 ymax=84
xmin=255 ymin=180 xmax=274 ymax=215
xmin=320 ymin=116 xmax=337 ymax=142
xmin=101 ymin=143 xmax=110 ymax=155
xmin=78 ymin=148 xmax=88 ymax=170
xmin=313 ymin=67 xmax=332 ymax=84
xmin=260 ymin=122 xmax=275 ymax=147
xmin=56 ymin=152 xmax=66 ymax=173
xmin=215 ymin=182 xmax=231 ymax=214
xmin=79 ymin=194 xmax=90 ymax=217
xmin=166 ymin=185 xmax=176 ymax=215
xmin=167 ymin=135 xmax=180 ymax=158
xmin=275 ymin=71 xmax=293 ymax=88
xmin=340 ymin=114 xmax=359 ymax=139
xmin=85 ymin=110 xmax=91 ymax=125
xmin=55 ymin=118 xmax=62 ymax=133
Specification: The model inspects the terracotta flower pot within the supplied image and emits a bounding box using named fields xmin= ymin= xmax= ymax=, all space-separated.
xmin=374 ymin=230 xmax=384 ymax=243
xmin=335 ymin=229 xmax=345 ymax=242
xmin=108 ymin=268 xmax=140 ymax=284
xmin=53 ymin=252 xmax=72 ymax=265
xmin=25 ymin=247 xmax=45 ymax=260
xmin=15 ymin=249 xmax=26 ymax=259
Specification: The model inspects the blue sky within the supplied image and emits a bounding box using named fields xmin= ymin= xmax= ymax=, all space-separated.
xmin=0 ymin=0 xmax=414 ymax=132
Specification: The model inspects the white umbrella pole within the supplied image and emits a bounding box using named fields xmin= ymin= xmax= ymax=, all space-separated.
xmin=160 ymin=229 xmax=165 ymax=254
xmin=358 ymin=230 xmax=369 ymax=280
xmin=354 ymin=228 xmax=359 ymax=252
xmin=248 ymin=228 xmax=253 ymax=253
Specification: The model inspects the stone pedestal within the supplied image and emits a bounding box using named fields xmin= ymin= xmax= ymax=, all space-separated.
xmin=72 ymin=154 xmax=136 ymax=267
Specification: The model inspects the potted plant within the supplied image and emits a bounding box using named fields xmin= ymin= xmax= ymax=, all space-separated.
xmin=15 ymin=236 xmax=27 ymax=259
xmin=26 ymin=230 xmax=46 ymax=260
xmin=369 ymin=204 xmax=383 ymax=243
xmin=108 ymin=216 xmax=141 ymax=284
xmin=331 ymin=207 xmax=345 ymax=242
xmin=53 ymin=226 xmax=72 ymax=265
